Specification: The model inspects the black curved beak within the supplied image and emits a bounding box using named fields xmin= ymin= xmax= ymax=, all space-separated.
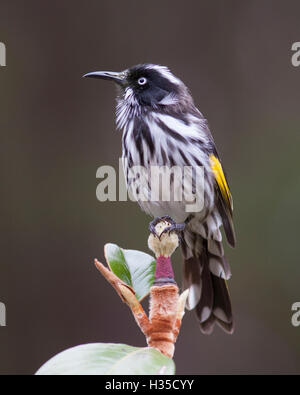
xmin=83 ymin=71 xmax=125 ymax=85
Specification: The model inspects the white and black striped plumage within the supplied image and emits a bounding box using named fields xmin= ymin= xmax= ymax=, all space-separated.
xmin=84 ymin=64 xmax=236 ymax=334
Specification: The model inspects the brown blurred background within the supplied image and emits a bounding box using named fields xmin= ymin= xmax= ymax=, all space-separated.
xmin=1 ymin=0 xmax=300 ymax=374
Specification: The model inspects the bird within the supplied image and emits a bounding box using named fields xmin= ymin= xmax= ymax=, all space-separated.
xmin=84 ymin=64 xmax=236 ymax=334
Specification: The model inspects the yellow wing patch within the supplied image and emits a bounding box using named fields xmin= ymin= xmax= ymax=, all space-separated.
xmin=209 ymin=154 xmax=233 ymax=212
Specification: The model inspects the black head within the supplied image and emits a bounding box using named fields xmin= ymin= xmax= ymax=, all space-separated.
xmin=84 ymin=64 xmax=190 ymax=108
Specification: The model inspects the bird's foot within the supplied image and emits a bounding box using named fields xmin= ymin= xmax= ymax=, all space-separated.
xmin=149 ymin=216 xmax=185 ymax=240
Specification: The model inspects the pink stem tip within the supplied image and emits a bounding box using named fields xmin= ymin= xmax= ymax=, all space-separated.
xmin=155 ymin=256 xmax=174 ymax=281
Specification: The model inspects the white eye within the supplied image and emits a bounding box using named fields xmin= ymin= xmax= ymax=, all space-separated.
xmin=138 ymin=77 xmax=147 ymax=86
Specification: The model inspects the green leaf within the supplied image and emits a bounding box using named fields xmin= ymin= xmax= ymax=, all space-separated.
xmin=36 ymin=343 xmax=175 ymax=375
xmin=104 ymin=243 xmax=155 ymax=301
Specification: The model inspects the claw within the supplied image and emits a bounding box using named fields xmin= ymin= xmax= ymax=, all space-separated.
xmin=158 ymin=222 xmax=185 ymax=240
xmin=149 ymin=216 xmax=185 ymax=240
xmin=149 ymin=216 xmax=175 ymax=237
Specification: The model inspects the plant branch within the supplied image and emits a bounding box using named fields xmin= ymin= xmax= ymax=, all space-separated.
xmin=94 ymin=218 xmax=189 ymax=358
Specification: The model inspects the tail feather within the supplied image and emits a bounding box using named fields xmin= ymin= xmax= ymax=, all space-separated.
xmin=199 ymin=315 xmax=215 ymax=335
xmin=182 ymin=256 xmax=202 ymax=310
xmin=211 ymin=275 xmax=233 ymax=324
xmin=195 ymin=262 xmax=213 ymax=323
xmin=182 ymin=237 xmax=234 ymax=334
xmin=216 ymin=319 xmax=234 ymax=334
